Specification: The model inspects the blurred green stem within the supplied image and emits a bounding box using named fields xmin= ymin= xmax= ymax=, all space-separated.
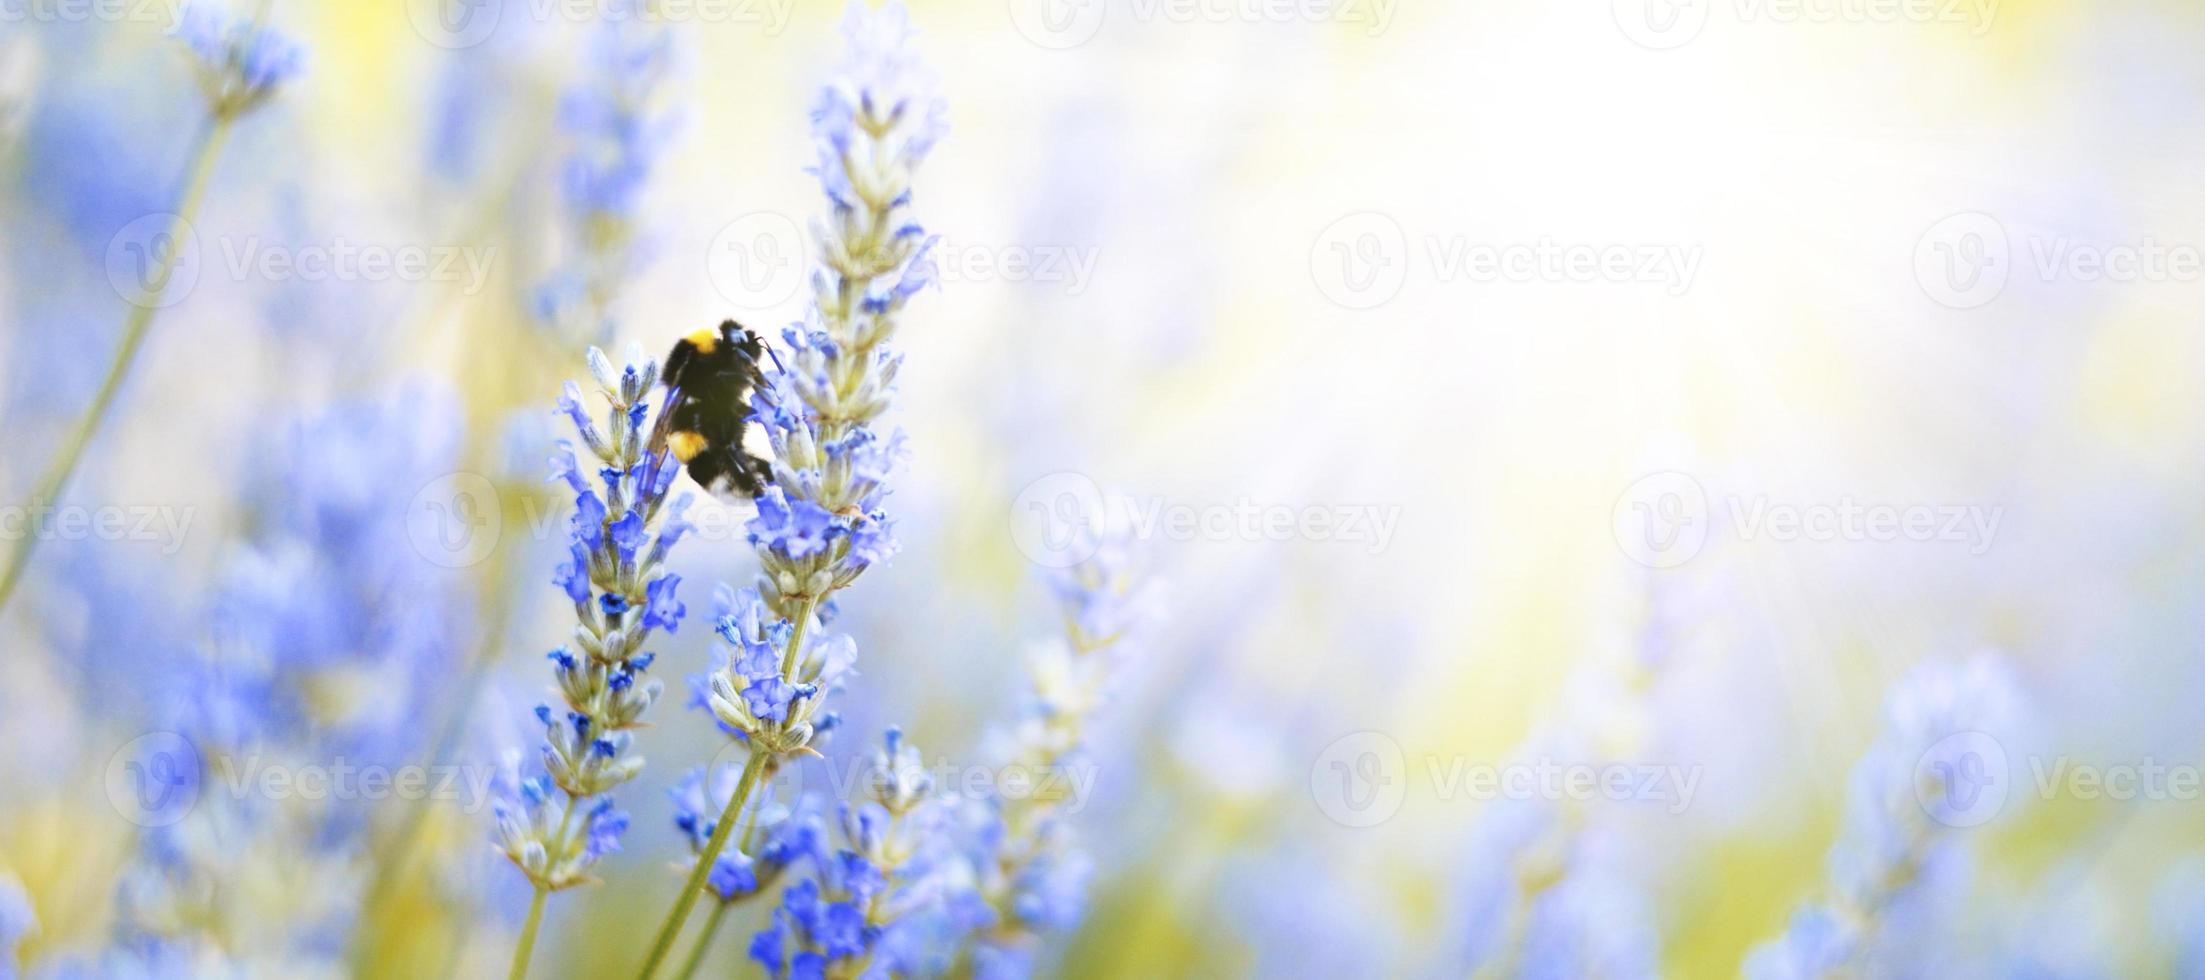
xmin=346 ymin=498 xmax=522 ymax=972
xmin=0 ymin=114 xmax=235 ymax=621
xmin=508 ymin=798 xmax=577 ymax=979
xmin=508 ymin=885 xmax=549 ymax=980
xmin=672 ymin=901 xmax=730 ymax=980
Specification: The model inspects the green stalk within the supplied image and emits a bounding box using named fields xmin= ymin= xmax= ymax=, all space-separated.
xmin=671 ymin=783 xmax=776 ymax=980
xmin=508 ymin=885 xmax=550 ymax=980
xmin=635 ymin=748 xmax=768 ymax=979
xmin=778 ymin=594 xmax=820 ymax=676
xmin=671 ymin=900 xmax=731 ymax=980
xmin=0 ymin=114 xmax=235 ymax=620
xmin=641 ymin=579 xmax=821 ymax=978
xmin=504 ymin=776 xmax=581 ymax=980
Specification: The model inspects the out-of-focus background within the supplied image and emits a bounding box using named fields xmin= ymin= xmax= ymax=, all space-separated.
xmin=4 ymin=0 xmax=2205 ymax=976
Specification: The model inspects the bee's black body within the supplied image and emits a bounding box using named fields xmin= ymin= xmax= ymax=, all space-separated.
xmin=659 ymin=320 xmax=773 ymax=498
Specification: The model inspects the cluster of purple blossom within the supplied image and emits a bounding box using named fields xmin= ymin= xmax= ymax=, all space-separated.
xmin=533 ymin=0 xmax=680 ymax=344
xmin=491 ymin=7 xmax=1154 ymax=980
xmin=494 ymin=344 xmax=697 ymax=979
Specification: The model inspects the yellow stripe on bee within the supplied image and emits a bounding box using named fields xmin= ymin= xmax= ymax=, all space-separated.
xmin=669 ymin=431 xmax=709 ymax=463
xmin=684 ymin=328 xmax=719 ymax=355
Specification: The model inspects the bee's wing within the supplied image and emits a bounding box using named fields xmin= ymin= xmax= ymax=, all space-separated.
xmin=643 ymin=380 xmax=686 ymax=468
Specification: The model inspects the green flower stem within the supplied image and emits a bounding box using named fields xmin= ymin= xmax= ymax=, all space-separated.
xmin=508 ymin=796 xmax=579 ymax=979
xmin=778 ymin=593 xmax=822 ymax=677
xmin=641 ymin=588 xmax=823 ymax=977
xmin=671 ymin=899 xmax=732 ymax=980
xmin=636 ymin=748 xmax=769 ymax=979
xmin=670 ymin=782 xmax=777 ymax=980
xmin=0 ymin=113 xmax=235 ymax=621
xmin=508 ymin=884 xmax=550 ymax=980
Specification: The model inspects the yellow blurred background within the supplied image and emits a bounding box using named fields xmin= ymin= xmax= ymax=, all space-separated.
xmin=4 ymin=0 xmax=2205 ymax=976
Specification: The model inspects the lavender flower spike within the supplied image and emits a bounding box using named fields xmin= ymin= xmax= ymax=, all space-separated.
xmin=955 ymin=535 xmax=1152 ymax=976
xmin=534 ymin=0 xmax=682 ymax=343
xmin=1746 ymin=653 xmax=2027 ymax=979
xmin=742 ymin=0 xmax=945 ymax=626
xmin=751 ymin=728 xmax=963 ymax=980
xmin=499 ymin=345 xmax=692 ymax=976
xmin=173 ymin=1 xmax=306 ymax=119
xmin=639 ymin=7 xmax=947 ymax=972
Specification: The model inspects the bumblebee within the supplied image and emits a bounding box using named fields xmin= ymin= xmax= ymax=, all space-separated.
xmin=654 ymin=320 xmax=773 ymax=497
